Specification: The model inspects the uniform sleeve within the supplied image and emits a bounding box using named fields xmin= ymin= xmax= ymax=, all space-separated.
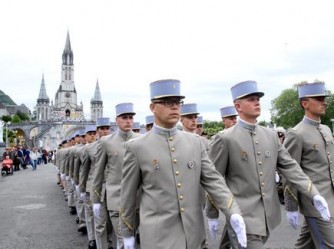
xmin=92 ymin=140 xmax=108 ymax=204
xmin=205 ymin=133 xmax=229 ymax=219
xmin=73 ymin=149 xmax=81 ymax=185
xmin=200 ymin=137 xmax=240 ymax=220
xmin=282 ymin=130 xmax=303 ymax=212
xmin=120 ymin=141 xmax=141 ymax=238
xmin=277 ymin=132 xmax=319 ymax=211
xmin=79 ymin=146 xmax=90 ymax=193
xmin=64 ymin=151 xmax=70 ymax=175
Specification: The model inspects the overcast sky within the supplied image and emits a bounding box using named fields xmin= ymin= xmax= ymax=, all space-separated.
xmin=1 ymin=0 xmax=334 ymax=125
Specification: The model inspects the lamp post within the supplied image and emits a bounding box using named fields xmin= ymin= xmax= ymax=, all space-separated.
xmin=5 ymin=121 xmax=10 ymax=147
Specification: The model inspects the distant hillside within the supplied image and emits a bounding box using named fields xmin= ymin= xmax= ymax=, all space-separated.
xmin=0 ymin=90 xmax=16 ymax=106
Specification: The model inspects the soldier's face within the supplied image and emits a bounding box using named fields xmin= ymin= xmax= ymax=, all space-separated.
xmin=97 ymin=126 xmax=110 ymax=137
xmin=302 ymin=97 xmax=327 ymax=118
xmin=223 ymin=116 xmax=237 ymax=129
xmin=116 ymin=115 xmax=134 ymax=132
xmin=85 ymin=131 xmax=96 ymax=143
xmin=150 ymin=98 xmax=182 ymax=129
xmin=181 ymin=114 xmax=198 ymax=132
xmin=235 ymin=95 xmax=261 ymax=122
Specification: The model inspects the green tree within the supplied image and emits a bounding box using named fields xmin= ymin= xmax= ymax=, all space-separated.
xmin=203 ymin=120 xmax=223 ymax=138
xmin=271 ymin=83 xmax=334 ymax=130
xmin=16 ymin=110 xmax=30 ymax=121
xmin=11 ymin=114 xmax=21 ymax=124
xmin=1 ymin=115 xmax=12 ymax=123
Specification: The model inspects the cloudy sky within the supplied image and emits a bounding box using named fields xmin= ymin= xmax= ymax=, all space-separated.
xmin=1 ymin=0 xmax=334 ymax=125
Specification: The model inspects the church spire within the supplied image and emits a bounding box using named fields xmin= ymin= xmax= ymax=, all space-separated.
xmin=92 ymin=79 xmax=102 ymax=102
xmin=37 ymin=74 xmax=49 ymax=102
xmin=62 ymin=30 xmax=73 ymax=65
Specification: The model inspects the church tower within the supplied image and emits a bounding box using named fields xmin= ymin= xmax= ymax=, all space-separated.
xmin=35 ymin=74 xmax=51 ymax=121
xmin=51 ymin=31 xmax=84 ymax=121
xmin=90 ymin=79 xmax=103 ymax=120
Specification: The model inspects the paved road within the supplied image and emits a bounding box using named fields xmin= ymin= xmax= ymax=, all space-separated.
xmin=0 ymin=163 xmax=302 ymax=249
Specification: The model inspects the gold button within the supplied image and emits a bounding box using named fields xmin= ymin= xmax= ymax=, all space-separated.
xmin=257 ymin=151 xmax=261 ymax=155
xmin=327 ymin=152 xmax=330 ymax=155
xmin=179 ymin=195 xmax=183 ymax=200
xmin=173 ymin=159 xmax=177 ymax=164
xmin=180 ymin=207 xmax=184 ymax=212
xmin=255 ymin=141 xmax=259 ymax=144
xmin=262 ymin=193 xmax=266 ymax=196
xmin=169 ymin=137 xmax=173 ymax=141
xmin=175 ymin=170 xmax=179 ymax=176
xmin=330 ymin=161 xmax=333 ymax=164
xmin=259 ymin=161 xmax=262 ymax=165
xmin=259 ymin=172 xmax=263 ymax=176
xmin=177 ymin=183 xmax=181 ymax=188
xmin=261 ymin=182 xmax=264 ymax=186
xmin=253 ymin=132 xmax=256 ymax=135
xmin=171 ymin=147 xmax=175 ymax=152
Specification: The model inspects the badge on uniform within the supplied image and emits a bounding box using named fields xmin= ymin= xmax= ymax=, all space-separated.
xmin=152 ymin=159 xmax=160 ymax=170
xmin=265 ymin=151 xmax=270 ymax=158
xmin=313 ymin=144 xmax=319 ymax=151
xmin=241 ymin=151 xmax=248 ymax=161
xmin=187 ymin=161 xmax=194 ymax=169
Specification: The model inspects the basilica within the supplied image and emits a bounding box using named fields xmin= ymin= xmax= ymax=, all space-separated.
xmin=35 ymin=31 xmax=103 ymax=122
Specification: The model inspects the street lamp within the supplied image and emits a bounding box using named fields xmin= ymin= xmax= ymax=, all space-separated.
xmin=5 ymin=122 xmax=10 ymax=147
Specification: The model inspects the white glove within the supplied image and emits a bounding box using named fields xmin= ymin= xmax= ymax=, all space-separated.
xmin=275 ymin=171 xmax=280 ymax=183
xmin=230 ymin=213 xmax=247 ymax=248
xmin=80 ymin=192 xmax=86 ymax=200
xmin=123 ymin=236 xmax=135 ymax=249
xmin=208 ymin=218 xmax=219 ymax=239
xmin=60 ymin=174 xmax=65 ymax=181
xmin=71 ymin=178 xmax=75 ymax=186
xmin=93 ymin=203 xmax=101 ymax=218
xmin=66 ymin=176 xmax=70 ymax=181
xmin=75 ymin=185 xmax=80 ymax=194
xmin=287 ymin=211 xmax=299 ymax=229
xmin=313 ymin=195 xmax=330 ymax=221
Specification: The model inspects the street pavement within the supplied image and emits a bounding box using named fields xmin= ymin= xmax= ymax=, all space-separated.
xmin=0 ymin=163 xmax=302 ymax=249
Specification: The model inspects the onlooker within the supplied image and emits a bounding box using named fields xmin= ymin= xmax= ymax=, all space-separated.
xmin=30 ymin=147 xmax=39 ymax=171
xmin=1 ymin=155 xmax=13 ymax=175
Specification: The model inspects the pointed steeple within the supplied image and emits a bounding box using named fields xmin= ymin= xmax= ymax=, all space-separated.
xmin=92 ymin=79 xmax=102 ymax=102
xmin=37 ymin=74 xmax=49 ymax=102
xmin=62 ymin=30 xmax=73 ymax=65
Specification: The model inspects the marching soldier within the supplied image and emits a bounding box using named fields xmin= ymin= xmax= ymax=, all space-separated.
xmin=208 ymin=80 xmax=330 ymax=248
xmin=120 ymin=79 xmax=247 ymax=249
xmin=92 ymin=103 xmax=141 ymax=249
xmin=207 ymin=105 xmax=238 ymax=249
xmin=145 ymin=115 xmax=154 ymax=131
xmin=73 ymin=130 xmax=88 ymax=234
xmin=220 ymin=106 xmax=238 ymax=129
xmin=80 ymin=125 xmax=98 ymax=248
xmin=284 ymin=82 xmax=334 ymax=248
xmin=80 ymin=118 xmax=113 ymax=249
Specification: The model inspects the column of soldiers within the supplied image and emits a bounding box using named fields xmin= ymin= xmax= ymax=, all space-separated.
xmin=54 ymin=79 xmax=333 ymax=249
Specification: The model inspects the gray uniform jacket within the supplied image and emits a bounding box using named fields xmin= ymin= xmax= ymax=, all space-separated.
xmin=120 ymin=125 xmax=241 ymax=249
xmin=284 ymin=117 xmax=334 ymax=217
xmin=68 ymin=145 xmax=78 ymax=179
xmin=92 ymin=130 xmax=140 ymax=210
xmin=208 ymin=120 xmax=319 ymax=236
xmin=73 ymin=144 xmax=86 ymax=185
xmin=79 ymin=141 xmax=98 ymax=193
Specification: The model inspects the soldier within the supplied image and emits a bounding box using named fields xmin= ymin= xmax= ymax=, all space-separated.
xmin=92 ymin=103 xmax=141 ymax=249
xmin=120 ymin=79 xmax=247 ymax=249
xmin=284 ymin=82 xmax=334 ymax=248
xmin=73 ymin=130 xmax=88 ymax=234
xmin=208 ymin=80 xmax=330 ymax=248
xmin=80 ymin=118 xmax=113 ymax=249
xmin=68 ymin=132 xmax=81 ymax=215
xmin=275 ymin=127 xmax=286 ymax=205
xmin=79 ymin=125 xmax=97 ymax=248
xmin=220 ymin=106 xmax=238 ymax=129
xmin=207 ymin=105 xmax=238 ymax=249
xmin=132 ymin=122 xmax=141 ymax=133
xmin=145 ymin=115 xmax=154 ymax=131
xmin=195 ymin=116 xmax=204 ymax=136
xmin=180 ymin=103 xmax=209 ymax=150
